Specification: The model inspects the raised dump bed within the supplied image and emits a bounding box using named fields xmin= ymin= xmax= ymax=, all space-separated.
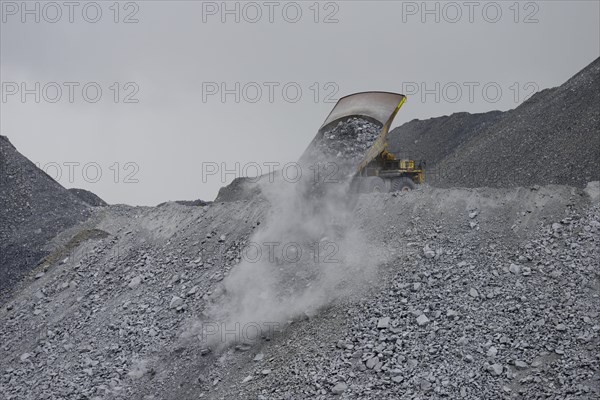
xmin=300 ymin=91 xmax=424 ymax=193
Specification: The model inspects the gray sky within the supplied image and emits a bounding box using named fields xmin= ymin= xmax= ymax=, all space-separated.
xmin=1 ymin=0 xmax=599 ymax=205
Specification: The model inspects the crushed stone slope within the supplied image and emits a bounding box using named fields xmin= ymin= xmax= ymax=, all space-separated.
xmin=0 ymin=184 xmax=597 ymax=399
xmin=386 ymin=57 xmax=600 ymax=189
xmin=0 ymin=136 xmax=91 ymax=301
xmin=387 ymin=110 xmax=503 ymax=165
xmin=68 ymin=188 xmax=108 ymax=207
xmin=434 ymin=57 xmax=600 ymax=188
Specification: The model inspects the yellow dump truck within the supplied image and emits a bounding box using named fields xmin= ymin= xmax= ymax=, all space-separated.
xmin=316 ymin=91 xmax=424 ymax=193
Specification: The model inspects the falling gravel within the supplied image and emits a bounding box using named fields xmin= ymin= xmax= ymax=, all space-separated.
xmin=310 ymin=117 xmax=382 ymax=165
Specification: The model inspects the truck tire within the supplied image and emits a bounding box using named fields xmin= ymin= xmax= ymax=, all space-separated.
xmin=392 ymin=177 xmax=415 ymax=192
xmin=360 ymin=177 xmax=387 ymax=193
xmin=349 ymin=178 xmax=362 ymax=195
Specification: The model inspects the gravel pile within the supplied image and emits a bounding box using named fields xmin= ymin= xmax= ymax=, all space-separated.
xmin=0 ymin=182 xmax=597 ymax=400
xmin=209 ymin=184 xmax=599 ymax=399
xmin=387 ymin=110 xmax=503 ymax=165
xmin=0 ymin=200 xmax=267 ymax=400
xmin=389 ymin=57 xmax=600 ymax=188
xmin=293 ymin=195 xmax=600 ymax=399
xmin=68 ymin=188 xmax=108 ymax=207
xmin=215 ymin=177 xmax=263 ymax=202
xmin=157 ymin=199 xmax=211 ymax=207
xmin=0 ymin=136 xmax=91 ymax=302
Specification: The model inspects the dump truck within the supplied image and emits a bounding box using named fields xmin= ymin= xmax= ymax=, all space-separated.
xmin=313 ymin=91 xmax=424 ymax=193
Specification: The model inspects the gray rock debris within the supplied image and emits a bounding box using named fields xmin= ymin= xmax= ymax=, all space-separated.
xmin=377 ymin=317 xmax=390 ymax=329
xmin=169 ymin=296 xmax=183 ymax=309
xmin=1 ymin=179 xmax=599 ymax=400
xmin=509 ymin=263 xmax=521 ymax=274
xmin=331 ymin=382 xmax=348 ymax=395
xmin=515 ymin=360 xmax=528 ymax=370
xmin=416 ymin=314 xmax=430 ymax=326
xmin=128 ymin=276 xmax=142 ymax=289
xmin=423 ymin=245 xmax=436 ymax=259
xmin=487 ymin=364 xmax=503 ymax=376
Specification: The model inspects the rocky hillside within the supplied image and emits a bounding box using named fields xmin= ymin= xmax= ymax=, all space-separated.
xmin=0 ymin=136 xmax=91 ymax=301
xmin=387 ymin=110 xmax=503 ymax=165
xmin=389 ymin=57 xmax=600 ymax=188
xmin=0 ymin=184 xmax=598 ymax=399
xmin=68 ymin=188 xmax=108 ymax=207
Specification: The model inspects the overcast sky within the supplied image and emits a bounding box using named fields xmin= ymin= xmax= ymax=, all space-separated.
xmin=1 ymin=0 xmax=599 ymax=205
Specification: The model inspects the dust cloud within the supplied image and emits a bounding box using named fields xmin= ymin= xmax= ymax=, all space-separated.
xmin=201 ymin=120 xmax=387 ymax=349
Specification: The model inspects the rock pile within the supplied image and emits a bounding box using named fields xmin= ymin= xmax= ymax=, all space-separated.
xmin=0 ymin=136 xmax=91 ymax=302
xmin=389 ymin=57 xmax=600 ymax=188
xmin=1 ymin=184 xmax=597 ymax=399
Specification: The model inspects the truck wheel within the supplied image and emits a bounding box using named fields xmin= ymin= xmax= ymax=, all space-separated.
xmin=349 ymin=178 xmax=362 ymax=195
xmin=360 ymin=177 xmax=386 ymax=193
xmin=392 ymin=177 xmax=415 ymax=192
